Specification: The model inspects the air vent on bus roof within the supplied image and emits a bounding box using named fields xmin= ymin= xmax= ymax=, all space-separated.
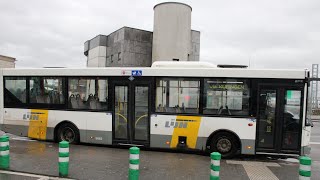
xmin=217 ymin=64 xmax=248 ymax=68
xmin=151 ymin=61 xmax=217 ymax=68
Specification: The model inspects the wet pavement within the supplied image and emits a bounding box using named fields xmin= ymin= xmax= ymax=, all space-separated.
xmin=0 ymin=170 xmax=72 ymax=180
xmin=310 ymin=120 xmax=320 ymax=180
xmin=0 ymin=122 xmax=318 ymax=180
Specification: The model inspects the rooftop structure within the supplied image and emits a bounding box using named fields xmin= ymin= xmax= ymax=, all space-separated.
xmin=0 ymin=55 xmax=16 ymax=68
xmin=84 ymin=2 xmax=200 ymax=67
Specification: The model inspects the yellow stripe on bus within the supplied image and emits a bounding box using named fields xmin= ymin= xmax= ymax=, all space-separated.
xmin=28 ymin=109 xmax=49 ymax=140
xmin=170 ymin=116 xmax=201 ymax=149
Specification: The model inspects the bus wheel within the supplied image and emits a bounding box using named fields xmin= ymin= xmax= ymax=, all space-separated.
xmin=210 ymin=132 xmax=238 ymax=158
xmin=57 ymin=123 xmax=80 ymax=144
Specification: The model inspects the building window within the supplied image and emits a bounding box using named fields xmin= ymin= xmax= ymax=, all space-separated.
xmin=118 ymin=52 xmax=121 ymax=61
xmin=156 ymin=78 xmax=200 ymax=113
xmin=68 ymin=77 xmax=108 ymax=110
xmin=4 ymin=77 xmax=27 ymax=105
xmin=29 ymin=77 xmax=65 ymax=104
xmin=203 ymin=78 xmax=250 ymax=116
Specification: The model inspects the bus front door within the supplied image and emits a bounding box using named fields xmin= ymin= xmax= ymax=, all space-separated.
xmin=256 ymin=85 xmax=303 ymax=155
xmin=112 ymin=79 xmax=150 ymax=146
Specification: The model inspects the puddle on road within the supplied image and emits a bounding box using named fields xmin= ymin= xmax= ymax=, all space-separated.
xmin=27 ymin=143 xmax=47 ymax=154
xmin=280 ymin=158 xmax=299 ymax=163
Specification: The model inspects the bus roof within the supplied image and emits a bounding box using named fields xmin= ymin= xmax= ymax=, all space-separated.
xmin=0 ymin=67 xmax=308 ymax=79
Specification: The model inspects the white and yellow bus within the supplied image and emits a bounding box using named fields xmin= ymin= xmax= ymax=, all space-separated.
xmin=0 ymin=62 xmax=312 ymax=158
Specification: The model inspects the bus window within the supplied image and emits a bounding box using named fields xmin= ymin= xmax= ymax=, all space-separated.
xmin=68 ymin=77 xmax=108 ymax=110
xmin=29 ymin=77 xmax=65 ymax=104
xmin=156 ymin=78 xmax=200 ymax=114
xmin=4 ymin=77 xmax=27 ymax=105
xmin=282 ymin=90 xmax=301 ymax=150
xmin=203 ymin=79 xmax=250 ymax=116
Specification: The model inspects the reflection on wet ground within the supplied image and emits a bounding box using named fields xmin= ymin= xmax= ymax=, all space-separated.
xmin=0 ymin=139 xmax=307 ymax=180
xmin=0 ymin=127 xmax=319 ymax=180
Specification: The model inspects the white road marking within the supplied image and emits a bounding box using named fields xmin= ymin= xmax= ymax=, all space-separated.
xmin=279 ymin=158 xmax=299 ymax=163
xmin=227 ymin=160 xmax=280 ymax=180
xmin=11 ymin=137 xmax=36 ymax=142
xmin=0 ymin=170 xmax=73 ymax=179
xmin=310 ymin=142 xmax=320 ymax=145
xmin=38 ymin=177 xmax=50 ymax=180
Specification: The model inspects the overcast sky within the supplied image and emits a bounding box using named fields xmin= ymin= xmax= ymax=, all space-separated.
xmin=0 ymin=0 xmax=319 ymax=69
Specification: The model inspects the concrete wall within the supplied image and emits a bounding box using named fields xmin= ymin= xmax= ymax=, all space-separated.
xmin=0 ymin=55 xmax=15 ymax=68
xmin=0 ymin=60 xmax=15 ymax=68
xmin=189 ymin=30 xmax=200 ymax=61
xmin=85 ymin=26 xmax=199 ymax=67
xmin=86 ymin=35 xmax=108 ymax=67
xmin=121 ymin=28 xmax=152 ymax=67
xmin=105 ymin=28 xmax=125 ymax=67
xmin=85 ymin=27 xmax=152 ymax=67
xmin=152 ymin=2 xmax=192 ymax=63
xmin=84 ymin=2 xmax=201 ymax=67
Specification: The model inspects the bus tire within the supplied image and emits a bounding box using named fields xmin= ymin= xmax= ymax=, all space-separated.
xmin=57 ymin=123 xmax=80 ymax=144
xmin=210 ymin=132 xmax=238 ymax=158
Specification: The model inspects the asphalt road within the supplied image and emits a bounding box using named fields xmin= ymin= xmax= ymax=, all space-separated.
xmin=0 ymin=140 xmax=302 ymax=180
xmin=310 ymin=121 xmax=320 ymax=180
xmin=0 ymin=122 xmax=318 ymax=180
xmin=310 ymin=120 xmax=320 ymax=148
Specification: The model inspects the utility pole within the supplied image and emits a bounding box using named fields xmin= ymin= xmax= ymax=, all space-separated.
xmin=311 ymin=64 xmax=319 ymax=109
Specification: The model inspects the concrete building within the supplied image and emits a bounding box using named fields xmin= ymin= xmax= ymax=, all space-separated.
xmin=84 ymin=2 xmax=200 ymax=67
xmin=0 ymin=55 xmax=16 ymax=68
xmin=152 ymin=2 xmax=200 ymax=63
xmin=84 ymin=27 xmax=153 ymax=67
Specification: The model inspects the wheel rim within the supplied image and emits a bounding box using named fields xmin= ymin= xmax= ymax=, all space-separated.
xmin=216 ymin=138 xmax=232 ymax=153
xmin=60 ymin=127 xmax=75 ymax=143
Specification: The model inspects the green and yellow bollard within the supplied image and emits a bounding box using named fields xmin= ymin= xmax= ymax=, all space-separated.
xmin=129 ymin=147 xmax=140 ymax=180
xmin=299 ymin=156 xmax=312 ymax=180
xmin=59 ymin=141 xmax=69 ymax=177
xmin=0 ymin=136 xmax=9 ymax=169
xmin=210 ymin=152 xmax=221 ymax=180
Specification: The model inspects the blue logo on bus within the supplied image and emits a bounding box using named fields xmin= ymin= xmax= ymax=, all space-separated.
xmin=131 ymin=70 xmax=142 ymax=76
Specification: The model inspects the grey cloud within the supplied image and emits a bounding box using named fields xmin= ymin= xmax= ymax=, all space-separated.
xmin=0 ymin=0 xmax=319 ymax=69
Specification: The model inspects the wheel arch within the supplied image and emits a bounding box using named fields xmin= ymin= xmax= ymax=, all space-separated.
xmin=206 ymin=129 xmax=242 ymax=152
xmin=54 ymin=120 xmax=80 ymax=142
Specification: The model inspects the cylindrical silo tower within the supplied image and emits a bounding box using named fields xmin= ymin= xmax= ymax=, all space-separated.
xmin=152 ymin=2 xmax=192 ymax=63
